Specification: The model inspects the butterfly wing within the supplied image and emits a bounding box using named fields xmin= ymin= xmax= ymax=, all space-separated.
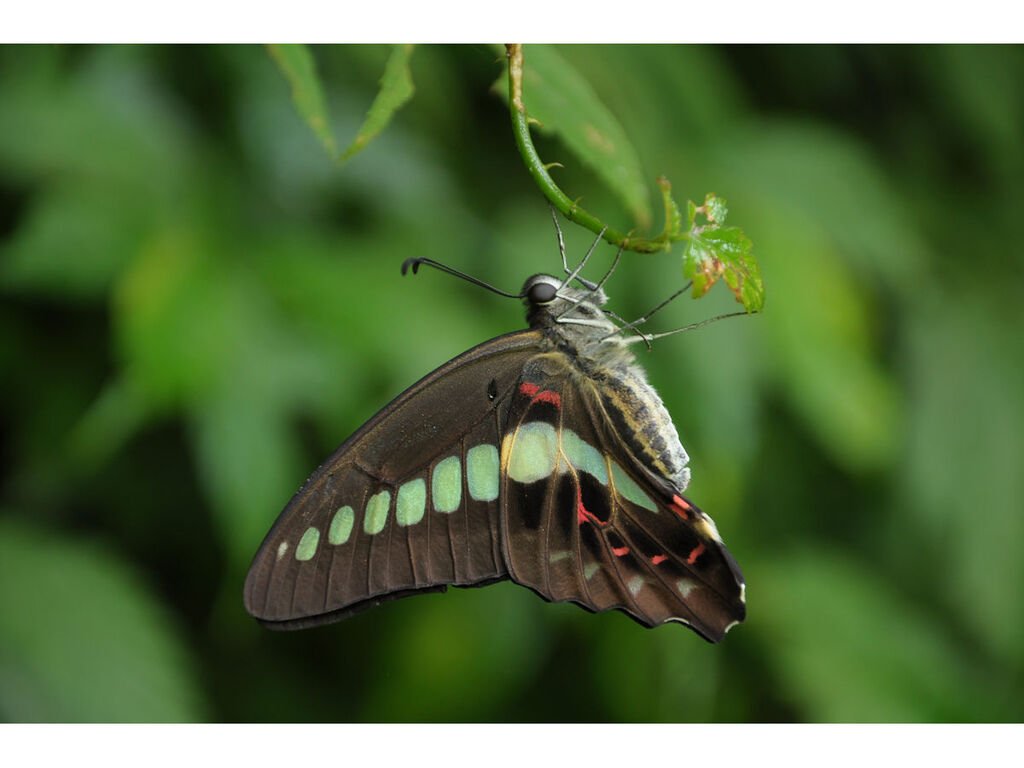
xmin=499 ymin=353 xmax=746 ymax=642
xmin=244 ymin=330 xmax=542 ymax=628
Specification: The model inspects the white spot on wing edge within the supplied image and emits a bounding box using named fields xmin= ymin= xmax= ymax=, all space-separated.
xmin=696 ymin=514 xmax=722 ymax=543
xmin=276 ymin=541 xmax=289 ymax=561
xmin=627 ymin=575 xmax=644 ymax=596
xmin=676 ymin=578 xmax=697 ymax=599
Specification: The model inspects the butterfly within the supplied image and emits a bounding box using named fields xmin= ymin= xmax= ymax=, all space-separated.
xmin=243 ymin=227 xmax=746 ymax=642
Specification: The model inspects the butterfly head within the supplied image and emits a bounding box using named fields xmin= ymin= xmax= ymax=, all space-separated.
xmin=521 ymin=273 xmax=617 ymax=336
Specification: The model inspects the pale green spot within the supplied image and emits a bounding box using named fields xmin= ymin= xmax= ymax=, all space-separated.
xmin=276 ymin=541 xmax=289 ymax=561
xmin=364 ymin=490 xmax=391 ymax=535
xmin=466 ymin=444 xmax=500 ymax=502
xmin=328 ymin=505 xmax=354 ymax=545
xmin=560 ymin=429 xmax=608 ymax=484
xmin=396 ymin=479 xmax=427 ymax=526
xmin=677 ymin=579 xmax=697 ymax=598
xmin=611 ymin=462 xmax=657 ymax=512
xmin=507 ymin=422 xmax=558 ymax=484
xmin=628 ymin=575 xmax=645 ymax=596
xmin=432 ymin=456 xmax=462 ymax=513
xmin=583 ymin=562 xmax=601 ymax=580
xmin=295 ymin=527 xmax=320 ymax=561
xmin=549 ymin=550 xmax=573 ymax=564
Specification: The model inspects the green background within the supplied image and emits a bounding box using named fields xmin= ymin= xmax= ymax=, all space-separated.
xmin=1 ymin=44 xmax=1021 ymax=722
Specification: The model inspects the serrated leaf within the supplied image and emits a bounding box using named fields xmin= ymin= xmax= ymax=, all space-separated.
xmin=682 ymin=194 xmax=764 ymax=312
xmin=704 ymin=193 xmax=728 ymax=225
xmin=340 ymin=44 xmax=415 ymax=162
xmin=497 ymin=44 xmax=652 ymax=229
xmin=268 ymin=44 xmax=338 ymax=157
xmin=0 ymin=519 xmax=205 ymax=722
xmin=656 ymin=176 xmax=685 ymax=241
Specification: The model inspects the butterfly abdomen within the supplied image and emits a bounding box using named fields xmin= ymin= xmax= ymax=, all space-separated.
xmin=537 ymin=322 xmax=691 ymax=493
xmin=583 ymin=359 xmax=691 ymax=492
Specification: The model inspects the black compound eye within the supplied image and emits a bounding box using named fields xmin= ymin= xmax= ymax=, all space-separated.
xmin=527 ymin=281 xmax=558 ymax=305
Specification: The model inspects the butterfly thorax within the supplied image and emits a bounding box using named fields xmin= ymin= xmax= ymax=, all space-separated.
xmin=521 ymin=275 xmax=692 ymax=491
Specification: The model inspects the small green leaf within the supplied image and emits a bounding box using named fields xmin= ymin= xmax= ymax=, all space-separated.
xmin=268 ymin=44 xmax=338 ymax=157
xmin=340 ymin=44 xmax=415 ymax=162
xmin=682 ymin=193 xmax=764 ymax=312
xmin=704 ymin=192 xmax=728 ymax=225
xmin=656 ymin=176 xmax=684 ymax=241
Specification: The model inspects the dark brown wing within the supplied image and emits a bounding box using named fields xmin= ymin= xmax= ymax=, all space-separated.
xmin=244 ymin=331 xmax=541 ymax=628
xmin=499 ymin=352 xmax=746 ymax=642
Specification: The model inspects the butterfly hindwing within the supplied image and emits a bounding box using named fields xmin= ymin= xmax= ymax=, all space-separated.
xmin=500 ymin=353 xmax=746 ymax=642
xmin=243 ymin=331 xmax=541 ymax=628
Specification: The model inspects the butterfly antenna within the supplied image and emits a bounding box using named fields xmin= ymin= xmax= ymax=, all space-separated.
xmin=593 ymin=239 xmax=623 ymax=292
xmin=607 ymin=281 xmax=693 ymax=340
xmin=555 ymin=239 xmax=624 ymax=322
xmin=549 ymin=207 xmax=600 ymax=291
xmin=620 ymin=309 xmax=755 ymax=346
xmin=550 ymin=206 xmax=570 ymax=276
xmin=559 ymin=226 xmax=607 ymax=295
xmin=401 ymin=257 xmax=523 ymax=299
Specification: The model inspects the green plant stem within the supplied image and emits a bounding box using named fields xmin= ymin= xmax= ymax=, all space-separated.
xmin=505 ymin=44 xmax=669 ymax=254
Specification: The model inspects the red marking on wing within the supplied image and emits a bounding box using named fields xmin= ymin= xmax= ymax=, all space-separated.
xmin=671 ymin=495 xmax=691 ymax=520
xmin=651 ymin=554 xmax=668 ymax=565
xmin=520 ymin=381 xmax=561 ymax=409
xmin=576 ymin=486 xmax=606 ymax=528
xmin=533 ymin=390 xmax=561 ymax=408
xmin=686 ymin=542 xmax=706 ymax=565
xmin=612 ymin=546 xmax=630 ymax=558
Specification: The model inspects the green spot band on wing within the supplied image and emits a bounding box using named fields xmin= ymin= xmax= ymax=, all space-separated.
xmin=611 ymin=461 xmax=657 ymax=512
xmin=396 ymin=478 xmax=427 ymax=526
xmin=507 ymin=421 xmax=558 ymax=484
xmin=560 ymin=429 xmax=609 ymax=484
xmin=364 ymin=490 xmax=391 ymax=534
xmin=295 ymin=527 xmax=320 ymax=561
xmin=328 ymin=505 xmax=354 ymax=545
xmin=466 ymin=444 xmax=500 ymax=502
xmin=432 ymin=456 xmax=462 ymax=513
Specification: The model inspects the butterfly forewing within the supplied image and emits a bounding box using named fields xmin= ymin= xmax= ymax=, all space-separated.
xmin=244 ymin=331 xmax=541 ymax=628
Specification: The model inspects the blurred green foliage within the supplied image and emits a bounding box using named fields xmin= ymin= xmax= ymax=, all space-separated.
xmin=1 ymin=44 xmax=1022 ymax=723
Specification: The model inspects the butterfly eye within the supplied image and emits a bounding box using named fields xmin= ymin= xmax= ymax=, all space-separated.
xmin=527 ymin=281 xmax=558 ymax=305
